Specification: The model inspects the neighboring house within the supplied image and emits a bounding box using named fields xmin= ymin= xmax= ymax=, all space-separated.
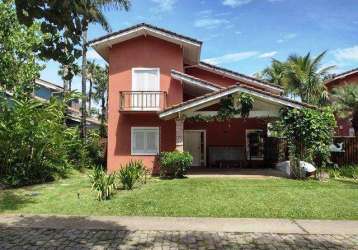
xmin=5 ymin=78 xmax=101 ymax=128
xmin=325 ymin=68 xmax=358 ymax=137
xmin=90 ymin=23 xmax=311 ymax=173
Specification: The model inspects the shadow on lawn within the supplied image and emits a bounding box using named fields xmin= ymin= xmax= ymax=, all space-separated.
xmin=0 ymin=191 xmax=36 ymax=212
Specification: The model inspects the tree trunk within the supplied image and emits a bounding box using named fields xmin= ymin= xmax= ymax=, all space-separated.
xmin=80 ymin=27 xmax=88 ymax=140
xmin=100 ymin=95 xmax=106 ymax=137
xmin=88 ymin=79 xmax=93 ymax=117
xmin=352 ymin=106 xmax=358 ymax=137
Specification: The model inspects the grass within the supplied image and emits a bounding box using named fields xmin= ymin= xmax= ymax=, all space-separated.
xmin=1 ymin=171 xmax=358 ymax=219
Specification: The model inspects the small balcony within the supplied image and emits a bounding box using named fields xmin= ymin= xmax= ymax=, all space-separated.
xmin=119 ymin=91 xmax=167 ymax=112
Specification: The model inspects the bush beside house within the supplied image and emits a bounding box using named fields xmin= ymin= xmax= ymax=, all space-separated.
xmin=159 ymin=151 xmax=193 ymax=178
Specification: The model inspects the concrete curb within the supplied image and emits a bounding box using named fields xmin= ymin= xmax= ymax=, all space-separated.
xmin=0 ymin=215 xmax=358 ymax=235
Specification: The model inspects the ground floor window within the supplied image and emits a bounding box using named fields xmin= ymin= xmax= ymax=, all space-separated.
xmin=246 ymin=129 xmax=264 ymax=160
xmin=131 ymin=127 xmax=159 ymax=155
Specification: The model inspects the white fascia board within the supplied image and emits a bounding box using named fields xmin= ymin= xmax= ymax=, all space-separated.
xmin=192 ymin=110 xmax=280 ymax=118
xmin=159 ymin=85 xmax=304 ymax=119
xmin=35 ymin=79 xmax=63 ymax=91
xmin=91 ymin=27 xmax=201 ymax=48
xmin=198 ymin=64 xmax=283 ymax=93
xmin=171 ymin=71 xmax=220 ymax=92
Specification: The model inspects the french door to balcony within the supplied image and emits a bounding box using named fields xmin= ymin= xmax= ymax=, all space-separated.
xmin=132 ymin=68 xmax=160 ymax=111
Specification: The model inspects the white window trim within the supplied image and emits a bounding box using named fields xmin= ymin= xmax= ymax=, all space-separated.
xmin=131 ymin=127 xmax=160 ymax=156
xmin=131 ymin=67 xmax=160 ymax=91
xmin=245 ymin=129 xmax=264 ymax=160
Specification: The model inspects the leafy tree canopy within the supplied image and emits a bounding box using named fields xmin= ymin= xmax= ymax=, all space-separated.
xmin=0 ymin=0 xmax=43 ymax=97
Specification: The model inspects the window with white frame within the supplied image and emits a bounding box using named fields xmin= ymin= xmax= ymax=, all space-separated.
xmin=246 ymin=129 xmax=264 ymax=160
xmin=131 ymin=68 xmax=160 ymax=110
xmin=131 ymin=127 xmax=159 ymax=155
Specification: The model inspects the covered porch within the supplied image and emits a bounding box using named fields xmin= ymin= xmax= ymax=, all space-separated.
xmin=159 ymin=72 xmax=308 ymax=170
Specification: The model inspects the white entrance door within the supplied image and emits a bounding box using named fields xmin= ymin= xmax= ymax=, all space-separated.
xmin=184 ymin=130 xmax=204 ymax=166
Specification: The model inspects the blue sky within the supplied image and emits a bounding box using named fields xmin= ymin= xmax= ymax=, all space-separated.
xmin=41 ymin=0 xmax=358 ymax=91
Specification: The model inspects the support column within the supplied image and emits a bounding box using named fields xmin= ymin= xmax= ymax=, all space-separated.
xmin=175 ymin=118 xmax=185 ymax=152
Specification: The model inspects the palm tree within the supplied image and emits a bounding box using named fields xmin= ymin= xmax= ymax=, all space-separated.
xmin=77 ymin=0 xmax=130 ymax=139
xmin=86 ymin=60 xmax=99 ymax=114
xmin=261 ymin=60 xmax=287 ymax=86
xmin=332 ymin=84 xmax=358 ymax=136
xmin=93 ymin=65 xmax=108 ymax=137
xmin=58 ymin=63 xmax=81 ymax=92
xmin=284 ymin=51 xmax=334 ymax=105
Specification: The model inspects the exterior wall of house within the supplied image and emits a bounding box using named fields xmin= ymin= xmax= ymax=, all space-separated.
xmin=326 ymin=73 xmax=358 ymax=136
xmin=107 ymin=35 xmax=184 ymax=172
xmin=185 ymin=67 xmax=237 ymax=88
xmin=185 ymin=67 xmax=268 ymax=92
xmin=185 ymin=118 xmax=269 ymax=167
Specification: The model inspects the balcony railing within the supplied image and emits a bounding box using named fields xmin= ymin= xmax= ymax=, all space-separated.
xmin=119 ymin=91 xmax=167 ymax=111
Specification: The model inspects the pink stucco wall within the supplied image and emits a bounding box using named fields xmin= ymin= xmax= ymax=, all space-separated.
xmin=107 ymin=36 xmax=184 ymax=172
xmin=326 ymin=73 xmax=358 ymax=136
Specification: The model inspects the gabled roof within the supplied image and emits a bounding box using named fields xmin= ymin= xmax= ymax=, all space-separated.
xmin=171 ymin=70 xmax=223 ymax=92
xmin=325 ymin=68 xmax=358 ymax=86
xmin=159 ymin=74 xmax=314 ymax=119
xmin=35 ymin=79 xmax=63 ymax=91
xmin=197 ymin=61 xmax=284 ymax=93
xmin=89 ymin=23 xmax=202 ymax=64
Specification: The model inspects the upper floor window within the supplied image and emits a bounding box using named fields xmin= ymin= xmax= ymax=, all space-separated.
xmin=131 ymin=68 xmax=161 ymax=110
xmin=132 ymin=68 xmax=160 ymax=91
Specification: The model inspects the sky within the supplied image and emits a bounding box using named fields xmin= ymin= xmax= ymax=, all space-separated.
xmin=40 ymin=0 xmax=358 ymax=92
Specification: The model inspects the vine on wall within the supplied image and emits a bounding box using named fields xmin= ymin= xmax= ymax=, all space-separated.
xmin=187 ymin=93 xmax=254 ymax=122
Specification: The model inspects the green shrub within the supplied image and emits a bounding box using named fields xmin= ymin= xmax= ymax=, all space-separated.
xmin=117 ymin=160 xmax=146 ymax=190
xmin=328 ymin=165 xmax=358 ymax=180
xmin=159 ymin=151 xmax=193 ymax=178
xmin=89 ymin=167 xmax=116 ymax=201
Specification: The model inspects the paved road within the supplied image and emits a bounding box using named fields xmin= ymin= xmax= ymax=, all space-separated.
xmin=1 ymin=215 xmax=358 ymax=249
xmin=1 ymin=227 xmax=358 ymax=249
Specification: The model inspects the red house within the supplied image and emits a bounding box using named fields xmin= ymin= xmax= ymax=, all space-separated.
xmin=89 ymin=23 xmax=311 ymax=173
xmin=325 ymin=68 xmax=358 ymax=137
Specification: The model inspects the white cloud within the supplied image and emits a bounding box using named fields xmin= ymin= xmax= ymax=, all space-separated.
xmin=151 ymin=0 xmax=176 ymax=12
xmin=194 ymin=18 xmax=230 ymax=29
xmin=223 ymin=0 xmax=252 ymax=7
xmin=222 ymin=0 xmax=284 ymax=7
xmin=334 ymin=45 xmax=358 ymax=61
xmin=258 ymin=51 xmax=278 ymax=58
xmin=277 ymin=33 xmax=297 ymax=43
xmin=203 ymin=51 xmax=258 ymax=65
xmin=87 ymin=49 xmax=102 ymax=60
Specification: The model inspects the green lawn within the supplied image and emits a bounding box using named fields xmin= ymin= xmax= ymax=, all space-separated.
xmin=1 ymin=171 xmax=358 ymax=219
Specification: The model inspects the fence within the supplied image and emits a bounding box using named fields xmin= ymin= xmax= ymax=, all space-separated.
xmin=331 ymin=136 xmax=358 ymax=166
xmin=266 ymin=136 xmax=358 ymax=167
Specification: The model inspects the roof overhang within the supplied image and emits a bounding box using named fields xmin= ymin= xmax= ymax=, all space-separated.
xmin=90 ymin=24 xmax=202 ymax=65
xmin=159 ymin=84 xmax=311 ymax=120
xmin=35 ymin=79 xmax=63 ymax=91
xmin=171 ymin=70 xmax=222 ymax=92
xmin=197 ymin=62 xmax=284 ymax=94
xmin=325 ymin=68 xmax=358 ymax=86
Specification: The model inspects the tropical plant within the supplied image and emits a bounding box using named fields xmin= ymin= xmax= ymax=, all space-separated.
xmin=0 ymin=95 xmax=75 ymax=186
xmin=261 ymin=60 xmax=287 ymax=86
xmin=259 ymin=52 xmax=334 ymax=105
xmin=0 ymin=1 xmax=43 ymax=99
xmin=331 ymin=85 xmax=358 ymax=136
xmin=274 ymin=107 xmax=336 ymax=179
xmin=58 ymin=63 xmax=81 ymax=92
xmin=93 ymin=65 xmax=109 ymax=137
xmin=89 ymin=166 xmax=116 ymax=200
xmin=159 ymin=151 xmax=193 ymax=178
xmin=117 ymin=160 xmax=146 ymax=190
xmin=79 ymin=0 xmax=130 ymax=140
